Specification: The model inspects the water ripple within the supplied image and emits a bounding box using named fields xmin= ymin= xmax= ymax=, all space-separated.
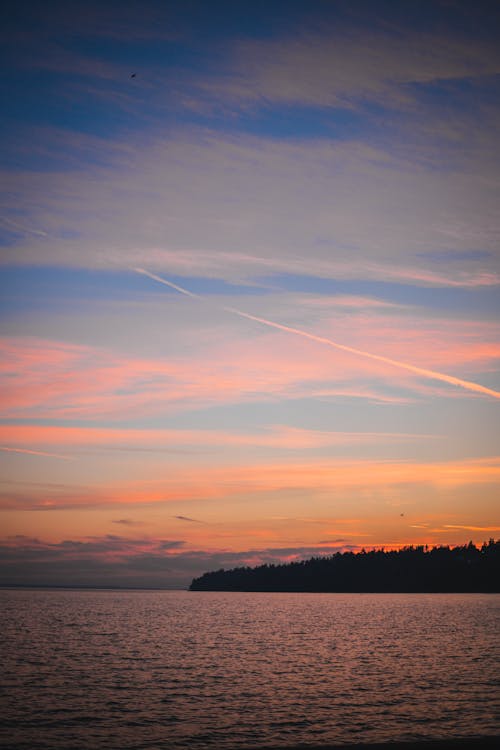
xmin=1 ymin=590 xmax=499 ymax=749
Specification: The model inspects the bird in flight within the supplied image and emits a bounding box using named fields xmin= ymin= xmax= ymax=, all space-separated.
xmin=130 ymin=73 xmax=136 ymax=78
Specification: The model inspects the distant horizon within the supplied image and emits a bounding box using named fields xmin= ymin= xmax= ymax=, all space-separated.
xmin=3 ymin=539 xmax=498 ymax=591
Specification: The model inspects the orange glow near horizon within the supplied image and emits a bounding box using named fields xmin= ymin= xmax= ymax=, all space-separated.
xmin=2 ymin=455 xmax=499 ymax=507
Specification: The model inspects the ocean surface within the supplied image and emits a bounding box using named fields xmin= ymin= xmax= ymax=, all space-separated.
xmin=1 ymin=590 xmax=499 ymax=749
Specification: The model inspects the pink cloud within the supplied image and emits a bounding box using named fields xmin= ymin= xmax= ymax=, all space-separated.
xmin=298 ymin=295 xmax=401 ymax=310
xmin=0 ymin=446 xmax=72 ymax=460
xmin=0 ymin=336 xmax=275 ymax=419
xmin=0 ymin=424 xmax=435 ymax=452
xmin=0 ymin=335 xmax=390 ymax=420
xmin=1 ymin=320 xmax=498 ymax=423
xmin=368 ymin=265 xmax=496 ymax=289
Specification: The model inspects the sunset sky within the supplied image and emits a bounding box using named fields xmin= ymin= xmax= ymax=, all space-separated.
xmin=1 ymin=0 xmax=499 ymax=587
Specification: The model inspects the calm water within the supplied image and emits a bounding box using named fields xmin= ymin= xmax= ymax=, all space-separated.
xmin=1 ymin=590 xmax=499 ymax=749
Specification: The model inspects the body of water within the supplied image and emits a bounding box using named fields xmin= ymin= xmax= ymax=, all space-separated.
xmin=1 ymin=590 xmax=499 ymax=749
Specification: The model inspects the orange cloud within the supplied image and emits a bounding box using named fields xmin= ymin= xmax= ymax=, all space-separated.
xmin=0 ymin=424 xmax=435 ymax=451
xmin=2 ymin=456 xmax=498 ymax=511
xmin=443 ymin=524 xmax=500 ymax=532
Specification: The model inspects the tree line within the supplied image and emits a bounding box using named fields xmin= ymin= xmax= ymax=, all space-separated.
xmin=189 ymin=539 xmax=499 ymax=592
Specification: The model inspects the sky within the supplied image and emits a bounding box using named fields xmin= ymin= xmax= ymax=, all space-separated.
xmin=1 ymin=0 xmax=499 ymax=588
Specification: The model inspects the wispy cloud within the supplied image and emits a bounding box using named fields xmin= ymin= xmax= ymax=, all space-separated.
xmin=0 ymin=424 xmax=438 ymax=452
xmin=174 ymin=515 xmax=204 ymax=523
xmin=201 ymin=27 xmax=500 ymax=109
xmin=0 ymin=216 xmax=48 ymax=238
xmin=3 ymin=132 xmax=499 ymax=289
xmin=2 ymin=456 xmax=498 ymax=512
xmin=0 ymin=446 xmax=72 ymax=460
xmin=136 ymin=269 xmax=500 ymax=400
xmin=443 ymin=524 xmax=500 ymax=532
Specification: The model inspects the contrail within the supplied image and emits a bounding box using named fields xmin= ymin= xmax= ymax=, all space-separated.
xmin=0 ymin=446 xmax=73 ymax=460
xmin=1 ymin=216 xmax=48 ymax=237
xmin=134 ymin=267 xmax=200 ymax=298
xmin=133 ymin=267 xmax=500 ymax=400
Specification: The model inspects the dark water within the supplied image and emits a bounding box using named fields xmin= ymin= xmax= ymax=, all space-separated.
xmin=1 ymin=590 xmax=498 ymax=749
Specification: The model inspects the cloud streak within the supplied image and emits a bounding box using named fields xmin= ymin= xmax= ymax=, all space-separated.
xmin=175 ymin=515 xmax=204 ymax=523
xmin=135 ymin=268 xmax=500 ymax=400
xmin=0 ymin=446 xmax=72 ymax=460
xmin=204 ymin=25 xmax=500 ymax=109
xmin=0 ymin=424 xmax=435 ymax=451
xmin=5 ymin=128 xmax=499 ymax=290
xmin=3 ymin=456 xmax=498 ymax=512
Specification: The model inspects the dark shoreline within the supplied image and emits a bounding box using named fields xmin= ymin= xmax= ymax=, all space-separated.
xmin=190 ymin=540 xmax=500 ymax=593
xmin=254 ymin=738 xmax=499 ymax=750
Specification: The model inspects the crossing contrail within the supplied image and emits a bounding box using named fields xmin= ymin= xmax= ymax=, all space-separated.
xmin=0 ymin=446 xmax=73 ymax=460
xmin=133 ymin=267 xmax=500 ymax=400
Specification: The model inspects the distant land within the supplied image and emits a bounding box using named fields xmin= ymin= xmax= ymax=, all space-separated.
xmin=190 ymin=540 xmax=500 ymax=592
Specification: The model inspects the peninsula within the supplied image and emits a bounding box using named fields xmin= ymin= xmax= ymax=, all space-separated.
xmin=190 ymin=540 xmax=499 ymax=592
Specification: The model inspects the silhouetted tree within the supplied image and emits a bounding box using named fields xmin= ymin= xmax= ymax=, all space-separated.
xmin=189 ymin=540 xmax=500 ymax=592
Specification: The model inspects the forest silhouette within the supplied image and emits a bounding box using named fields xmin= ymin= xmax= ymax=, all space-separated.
xmin=190 ymin=540 xmax=499 ymax=592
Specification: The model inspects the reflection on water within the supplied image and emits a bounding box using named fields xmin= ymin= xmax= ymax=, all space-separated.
xmin=1 ymin=590 xmax=499 ymax=749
